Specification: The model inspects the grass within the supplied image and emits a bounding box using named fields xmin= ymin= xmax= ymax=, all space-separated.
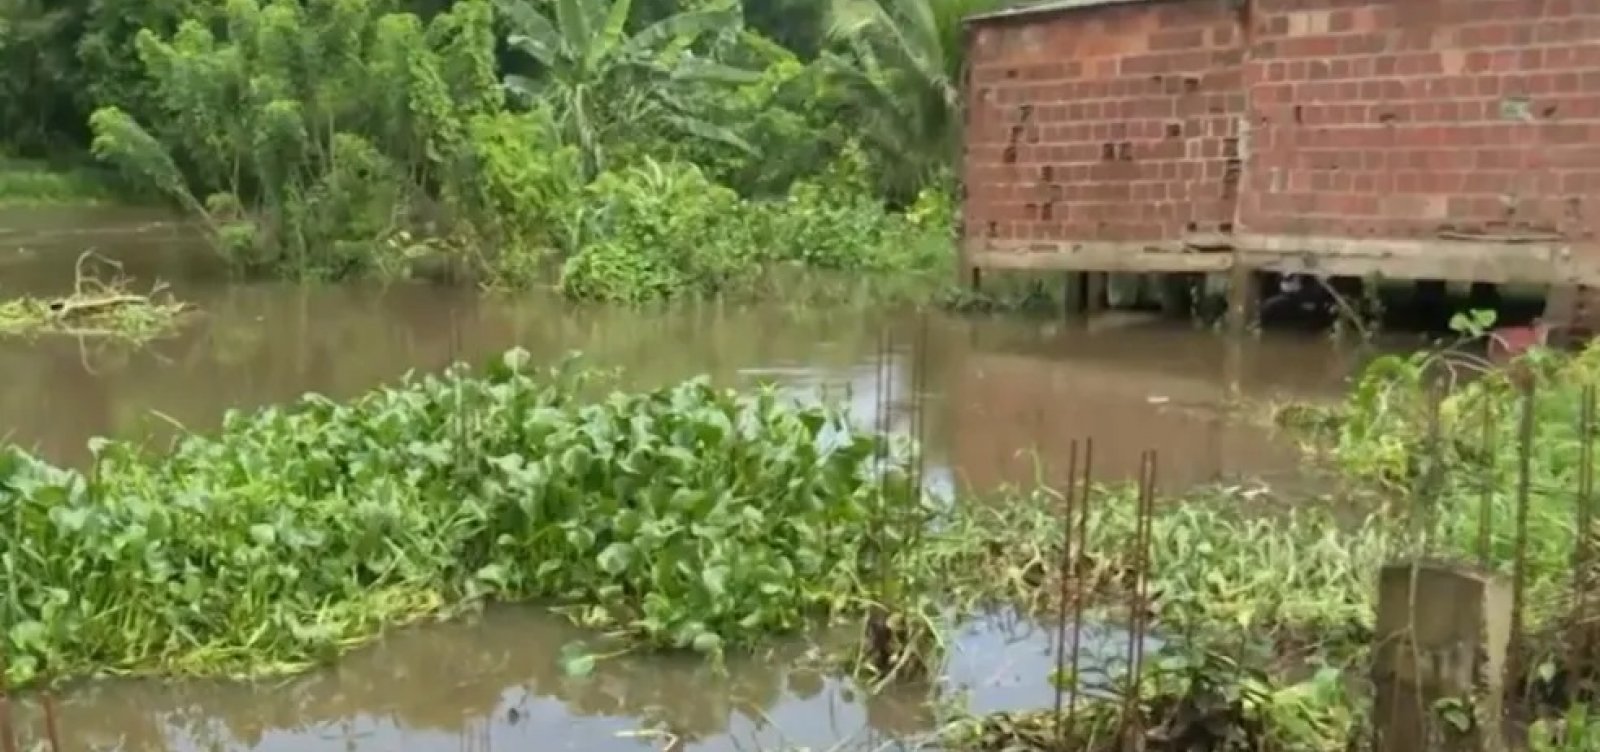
xmin=931 ymin=336 xmax=1600 ymax=750
xmin=0 ymin=156 xmax=120 ymax=207
xmin=0 ymin=252 xmax=193 ymax=343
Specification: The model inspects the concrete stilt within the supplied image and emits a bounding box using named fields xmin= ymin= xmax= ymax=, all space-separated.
xmin=1063 ymin=272 xmax=1086 ymax=317
xmin=1225 ymin=264 xmax=1259 ymax=336
xmin=1085 ymin=272 xmax=1107 ymax=315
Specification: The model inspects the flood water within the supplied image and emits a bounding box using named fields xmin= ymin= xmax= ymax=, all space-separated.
xmin=0 ymin=208 xmax=1374 ymax=751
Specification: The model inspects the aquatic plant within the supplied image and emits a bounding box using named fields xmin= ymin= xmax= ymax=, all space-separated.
xmin=941 ymin=643 xmax=1357 ymax=752
xmin=923 ymin=485 xmax=1385 ymax=657
xmin=0 ymin=348 xmax=923 ymax=686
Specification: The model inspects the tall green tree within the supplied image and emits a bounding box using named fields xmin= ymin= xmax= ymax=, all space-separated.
xmin=0 ymin=0 xmax=90 ymax=155
xmin=823 ymin=0 xmax=999 ymax=200
xmin=87 ymin=0 xmax=509 ymax=278
xmin=496 ymin=0 xmax=754 ymax=179
xmin=636 ymin=0 xmax=826 ymax=58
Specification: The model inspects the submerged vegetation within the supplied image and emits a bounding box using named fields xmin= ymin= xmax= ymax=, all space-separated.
xmin=0 ymin=0 xmax=995 ymax=300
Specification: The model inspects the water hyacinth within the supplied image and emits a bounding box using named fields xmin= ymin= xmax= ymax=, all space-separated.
xmin=0 ymin=349 xmax=920 ymax=686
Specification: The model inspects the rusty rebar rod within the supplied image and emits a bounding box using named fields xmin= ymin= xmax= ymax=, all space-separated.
xmin=0 ymin=648 xmax=16 ymax=752
xmin=43 ymin=691 xmax=61 ymax=752
xmin=909 ymin=312 xmax=931 ymax=502
xmin=1418 ymin=378 xmax=1446 ymax=555
xmin=1477 ymin=395 xmax=1497 ymax=568
xmin=1122 ymin=449 xmax=1158 ymax=746
xmin=1064 ymin=438 xmax=1094 ymax=741
xmin=1511 ymin=379 xmax=1536 ymax=682
xmin=1053 ymin=440 xmax=1082 ymax=747
xmin=1573 ymin=385 xmax=1596 ymax=677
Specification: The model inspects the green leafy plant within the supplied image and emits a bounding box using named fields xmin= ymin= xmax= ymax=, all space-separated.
xmin=558 ymin=157 xmax=764 ymax=301
xmin=0 ymin=348 xmax=922 ymax=687
xmin=1532 ymin=704 xmax=1600 ymax=752
xmin=821 ymin=0 xmax=998 ymax=201
xmin=496 ymin=0 xmax=755 ymax=179
xmin=86 ymin=0 xmax=504 ymax=279
xmin=945 ymin=644 xmax=1356 ymax=752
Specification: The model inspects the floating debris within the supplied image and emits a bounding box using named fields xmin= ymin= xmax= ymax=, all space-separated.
xmin=0 ymin=250 xmax=193 ymax=342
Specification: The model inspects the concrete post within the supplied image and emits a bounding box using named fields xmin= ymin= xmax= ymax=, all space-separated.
xmin=1157 ymin=273 xmax=1193 ymax=320
xmin=1225 ymin=263 xmax=1259 ymax=336
xmin=1372 ymin=562 xmax=1511 ymax=752
xmin=1063 ymin=272 xmax=1086 ymax=317
xmin=1085 ymin=272 xmax=1107 ymax=315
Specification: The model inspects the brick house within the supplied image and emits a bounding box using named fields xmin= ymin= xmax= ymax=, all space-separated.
xmin=961 ymin=0 xmax=1600 ymax=328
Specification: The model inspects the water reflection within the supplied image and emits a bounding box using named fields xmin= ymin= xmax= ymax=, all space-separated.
xmin=12 ymin=607 xmax=1142 ymax=752
xmin=0 ymin=279 xmax=1356 ymax=489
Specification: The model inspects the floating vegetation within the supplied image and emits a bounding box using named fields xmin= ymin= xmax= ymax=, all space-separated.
xmin=0 ymin=252 xmax=191 ymax=342
xmin=0 ymin=342 xmax=1395 ymax=696
xmin=0 ymin=349 xmax=926 ymax=687
xmin=923 ymin=486 xmax=1385 ymax=658
xmin=941 ymin=645 xmax=1357 ymax=752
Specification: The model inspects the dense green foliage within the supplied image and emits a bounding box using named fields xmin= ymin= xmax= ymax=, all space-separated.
xmin=0 ymin=349 xmax=921 ymax=685
xmin=1 ymin=0 xmax=998 ymax=299
xmin=1309 ymin=336 xmax=1597 ymax=630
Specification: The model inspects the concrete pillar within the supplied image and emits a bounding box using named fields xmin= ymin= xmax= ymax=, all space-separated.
xmin=1372 ymin=562 xmax=1511 ymax=752
xmin=1157 ymin=273 xmax=1194 ymax=320
xmin=1063 ymin=272 xmax=1086 ymax=317
xmin=1085 ymin=272 xmax=1107 ymax=315
xmin=1226 ymin=264 xmax=1259 ymax=335
xmin=1107 ymin=272 xmax=1142 ymax=309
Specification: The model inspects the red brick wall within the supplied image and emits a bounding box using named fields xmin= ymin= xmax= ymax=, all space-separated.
xmin=963 ymin=0 xmax=1600 ymax=256
xmin=1243 ymin=0 xmax=1600 ymax=242
xmin=964 ymin=1 xmax=1247 ymax=247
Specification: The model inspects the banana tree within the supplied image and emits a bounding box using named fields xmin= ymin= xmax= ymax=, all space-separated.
xmin=496 ymin=0 xmax=756 ymax=179
xmin=822 ymin=0 xmax=1000 ymax=200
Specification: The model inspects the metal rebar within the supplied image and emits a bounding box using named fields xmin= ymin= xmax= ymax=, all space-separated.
xmin=1053 ymin=440 xmax=1081 ymax=746
xmin=1574 ymin=385 xmax=1596 ymax=676
xmin=1418 ymin=378 xmax=1446 ymax=555
xmin=43 ymin=691 xmax=61 ymax=752
xmin=0 ymin=649 xmax=16 ymax=752
xmin=873 ymin=327 xmax=893 ymax=579
xmin=1064 ymin=437 xmax=1094 ymax=740
xmin=1511 ymin=379 xmax=1536 ymax=682
xmin=1125 ymin=449 xmax=1158 ymax=744
xmin=1123 ymin=451 xmax=1147 ymax=713
xmin=910 ymin=312 xmax=931 ymax=502
xmin=1478 ymin=395 xmax=1496 ymax=568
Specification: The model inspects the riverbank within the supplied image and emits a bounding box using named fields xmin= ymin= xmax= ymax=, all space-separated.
xmin=0 ymin=156 xmax=128 ymax=208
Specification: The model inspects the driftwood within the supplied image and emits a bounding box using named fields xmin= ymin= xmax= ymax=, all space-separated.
xmin=46 ymin=293 xmax=161 ymax=319
xmin=0 ymin=250 xmax=193 ymax=341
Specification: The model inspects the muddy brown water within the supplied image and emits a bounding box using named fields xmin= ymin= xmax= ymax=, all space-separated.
xmin=1 ymin=208 xmax=1375 ymax=750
